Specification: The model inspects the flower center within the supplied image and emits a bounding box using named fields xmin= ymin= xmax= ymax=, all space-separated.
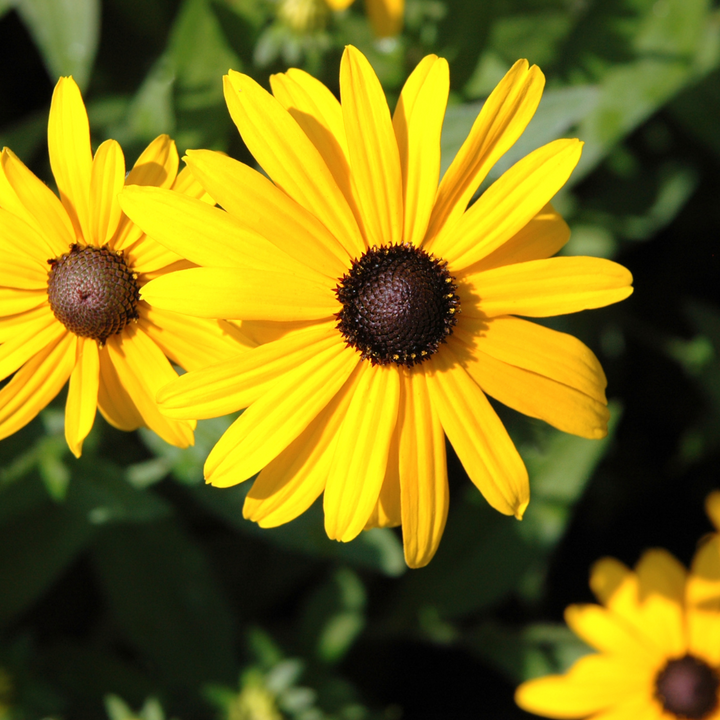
xmin=655 ymin=655 xmax=720 ymax=719
xmin=47 ymin=244 xmax=140 ymax=344
xmin=335 ymin=243 xmax=459 ymax=367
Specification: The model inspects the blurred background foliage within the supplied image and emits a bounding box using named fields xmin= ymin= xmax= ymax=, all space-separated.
xmin=1 ymin=0 xmax=720 ymax=717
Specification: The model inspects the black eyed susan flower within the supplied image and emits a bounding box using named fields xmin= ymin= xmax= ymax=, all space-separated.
xmin=120 ymin=48 xmax=633 ymax=567
xmin=515 ymin=500 xmax=720 ymax=720
xmin=0 ymin=77 xmax=253 ymax=457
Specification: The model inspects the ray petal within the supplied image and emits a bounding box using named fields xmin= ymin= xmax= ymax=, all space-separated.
xmin=340 ymin=46 xmax=403 ymax=248
xmin=64 ymin=336 xmax=99 ymax=457
xmin=0 ymin=207 xmax=61 ymax=280
xmin=426 ymin=60 xmax=544 ymax=244
xmin=461 ymin=257 xmax=634 ymax=318
xmin=0 ymin=287 xmax=48 ymax=318
xmin=0 ymin=312 xmax=65 ymax=381
xmin=224 ymin=71 xmax=365 ymax=258
xmin=48 ymin=77 xmax=92 ymax=241
xmin=393 ymin=55 xmax=449 ymax=247
xmin=399 ymin=368 xmax=449 ymax=568
xmin=365 ymin=0 xmax=404 ymax=37
xmin=425 ymin=346 xmax=529 ymax=517
xmin=324 ymin=362 xmax=400 ymax=542
xmin=97 ymin=344 xmax=144 ymax=431
xmin=90 ymin=139 xmax=125 ymax=247
xmin=185 ymin=149 xmax=350 ymax=276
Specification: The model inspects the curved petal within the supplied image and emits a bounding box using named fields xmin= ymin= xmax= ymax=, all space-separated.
xmin=340 ymin=46 xmax=403 ymax=248
xmin=460 ymin=203 xmax=569 ymax=274
xmin=0 ymin=305 xmax=48 ymax=342
xmin=461 ymin=256 xmax=634 ymax=318
xmin=0 ymin=332 xmax=75 ymax=441
xmin=706 ymin=491 xmax=720 ymax=532
xmin=1 ymin=148 xmax=74 ymax=255
xmin=399 ymin=368 xmax=448 ymax=568
xmin=120 ymin=186 xmax=323 ymax=279
xmin=515 ymin=653 xmax=656 ymax=719
xmin=0 ymin=207 xmax=61 ymax=282
xmin=324 ymin=361 xmax=400 ymax=542
xmin=171 ymin=164 xmax=214 ymax=203
xmin=139 ymin=305 xmax=254 ymax=373
xmin=429 ymin=139 xmax=582 ymax=269
xmin=141 ymin=266 xmax=336 ymax=322
xmin=590 ymin=693 xmax=666 ymax=720
xmin=106 ymin=327 xmax=194 ymax=448
xmin=48 ymin=77 xmax=92 ymax=242
xmin=365 ymin=443 xmax=402 ymax=530
xmin=392 ymin=55 xmax=449 ymax=247
xmin=206 ymin=341 xmax=357 ymax=487
xmin=0 ymin=287 xmax=48 ymax=318
xmin=688 ymin=536 xmax=720 ymax=665
xmin=97 ymin=344 xmax=144 ymax=431
xmin=452 ymin=334 xmax=610 ymax=439
xmin=426 ymin=60 xmax=545 ymax=244
xmin=0 ymin=311 xmax=65 ymax=381
xmin=244 ymin=362 xmax=363 ymax=528
xmin=185 ymin=149 xmax=350 ymax=277
xmin=64 ymin=336 xmax=99 ymax=457
xmin=90 ymin=139 xmax=125 ymax=247
xmin=158 ymin=322 xmax=339 ymax=420
xmin=425 ymin=345 xmax=528 ymax=518
xmin=326 ymin=0 xmax=354 ymax=8
xmin=224 ymin=71 xmax=365 ymax=258
xmin=365 ymin=0 xmax=404 ymax=37
xmin=590 ymin=557 xmax=647 ymax=630
xmin=122 ymin=236 xmax=184 ymax=276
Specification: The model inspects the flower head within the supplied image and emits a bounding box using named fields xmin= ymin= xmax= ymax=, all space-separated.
xmin=120 ymin=48 xmax=632 ymax=567
xmin=325 ymin=0 xmax=403 ymax=37
xmin=0 ymin=77 xmax=252 ymax=457
xmin=515 ymin=500 xmax=720 ymax=720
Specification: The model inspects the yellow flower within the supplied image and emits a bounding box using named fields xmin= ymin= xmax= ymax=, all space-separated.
xmin=326 ymin=0 xmax=403 ymax=37
xmin=515 ymin=525 xmax=720 ymax=720
xmin=120 ymin=48 xmax=633 ymax=567
xmin=0 ymin=77 xmax=252 ymax=457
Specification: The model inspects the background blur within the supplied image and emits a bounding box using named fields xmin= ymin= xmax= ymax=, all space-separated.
xmin=1 ymin=0 xmax=720 ymax=718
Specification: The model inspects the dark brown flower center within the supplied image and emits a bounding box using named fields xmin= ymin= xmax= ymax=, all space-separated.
xmin=335 ymin=243 xmax=459 ymax=367
xmin=47 ymin=244 xmax=140 ymax=344
xmin=655 ymin=655 xmax=720 ymax=719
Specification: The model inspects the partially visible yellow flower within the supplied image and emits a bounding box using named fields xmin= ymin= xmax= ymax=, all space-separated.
xmin=327 ymin=0 xmax=403 ymax=37
xmin=515 ymin=505 xmax=720 ymax=720
xmin=0 ymin=77 xmax=252 ymax=456
xmin=121 ymin=48 xmax=632 ymax=567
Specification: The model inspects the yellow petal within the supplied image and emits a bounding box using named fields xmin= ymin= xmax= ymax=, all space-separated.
xmin=224 ymin=71 xmax=365 ymax=258
xmin=206 ymin=341 xmax=357 ymax=487
xmin=0 ymin=312 xmax=65 ymax=381
xmin=399 ymin=368 xmax=448 ymax=568
xmin=706 ymin=491 xmax=720 ymax=531
xmin=90 ymin=139 xmax=125 ymax=247
xmin=392 ymin=55 xmax=448 ymax=247
xmin=106 ymin=328 xmax=194 ymax=448
xmin=244 ymin=362 xmax=362 ymax=528
xmin=64 ymin=336 xmax=99 ymax=457
xmin=141 ymin=266 xmax=336 ymax=322
xmin=564 ymin=604 xmax=661 ymax=660
xmin=185 ymin=149 xmax=350 ymax=277
xmin=122 ymin=235 xmax=184 ymax=276
xmin=461 ymin=256 xmax=634 ymax=318
xmin=1 ymin=148 xmax=74 ymax=255
xmin=365 ymin=444 xmax=402 ymax=530
xmin=48 ymin=77 xmax=92 ymax=242
xmin=0 ymin=332 xmax=75 ymax=441
xmin=0 ymin=207 xmax=61 ymax=284
xmin=0 ymin=287 xmax=48 ymax=318
xmin=139 ymin=305 xmax=254 ymax=373
xmin=515 ymin=654 xmax=656 ymax=719
xmin=0 ymin=305 xmax=47 ymax=342
xmin=591 ymin=557 xmax=646 ymax=627
xmin=588 ymin=693 xmax=665 ymax=720
xmin=340 ymin=46 xmax=403 ymax=248
xmin=97 ymin=345 xmax=144 ymax=431
xmin=158 ymin=322 xmax=338 ymax=420
xmin=425 ymin=347 xmax=528 ymax=517
xmin=171 ymin=164 xmax=214 ymax=203
xmin=326 ymin=0 xmax=353 ymax=9
xmin=429 ymin=139 xmax=582 ymax=269
xmin=120 ymin=186 xmax=322 ymax=279
xmin=426 ymin=60 xmax=544 ymax=244
xmin=455 ymin=335 xmax=610 ymax=439
xmin=687 ymin=536 xmax=720 ymax=665
xmin=365 ymin=0 xmax=403 ymax=37
xmin=460 ymin=203 xmax=570 ymax=274
xmin=270 ymin=69 xmax=363 ymax=237
xmin=324 ymin=362 xmax=400 ymax=542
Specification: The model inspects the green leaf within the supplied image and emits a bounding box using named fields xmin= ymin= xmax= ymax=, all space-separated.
xmin=0 ymin=0 xmax=15 ymax=19
xmin=15 ymin=0 xmax=100 ymax=90
xmin=91 ymin=519 xmax=237 ymax=687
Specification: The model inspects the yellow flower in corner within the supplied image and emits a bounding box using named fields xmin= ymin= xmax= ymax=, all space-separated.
xmin=0 ymin=77 xmax=252 ymax=457
xmin=120 ymin=48 xmax=632 ymax=567
xmin=515 ymin=507 xmax=720 ymax=720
